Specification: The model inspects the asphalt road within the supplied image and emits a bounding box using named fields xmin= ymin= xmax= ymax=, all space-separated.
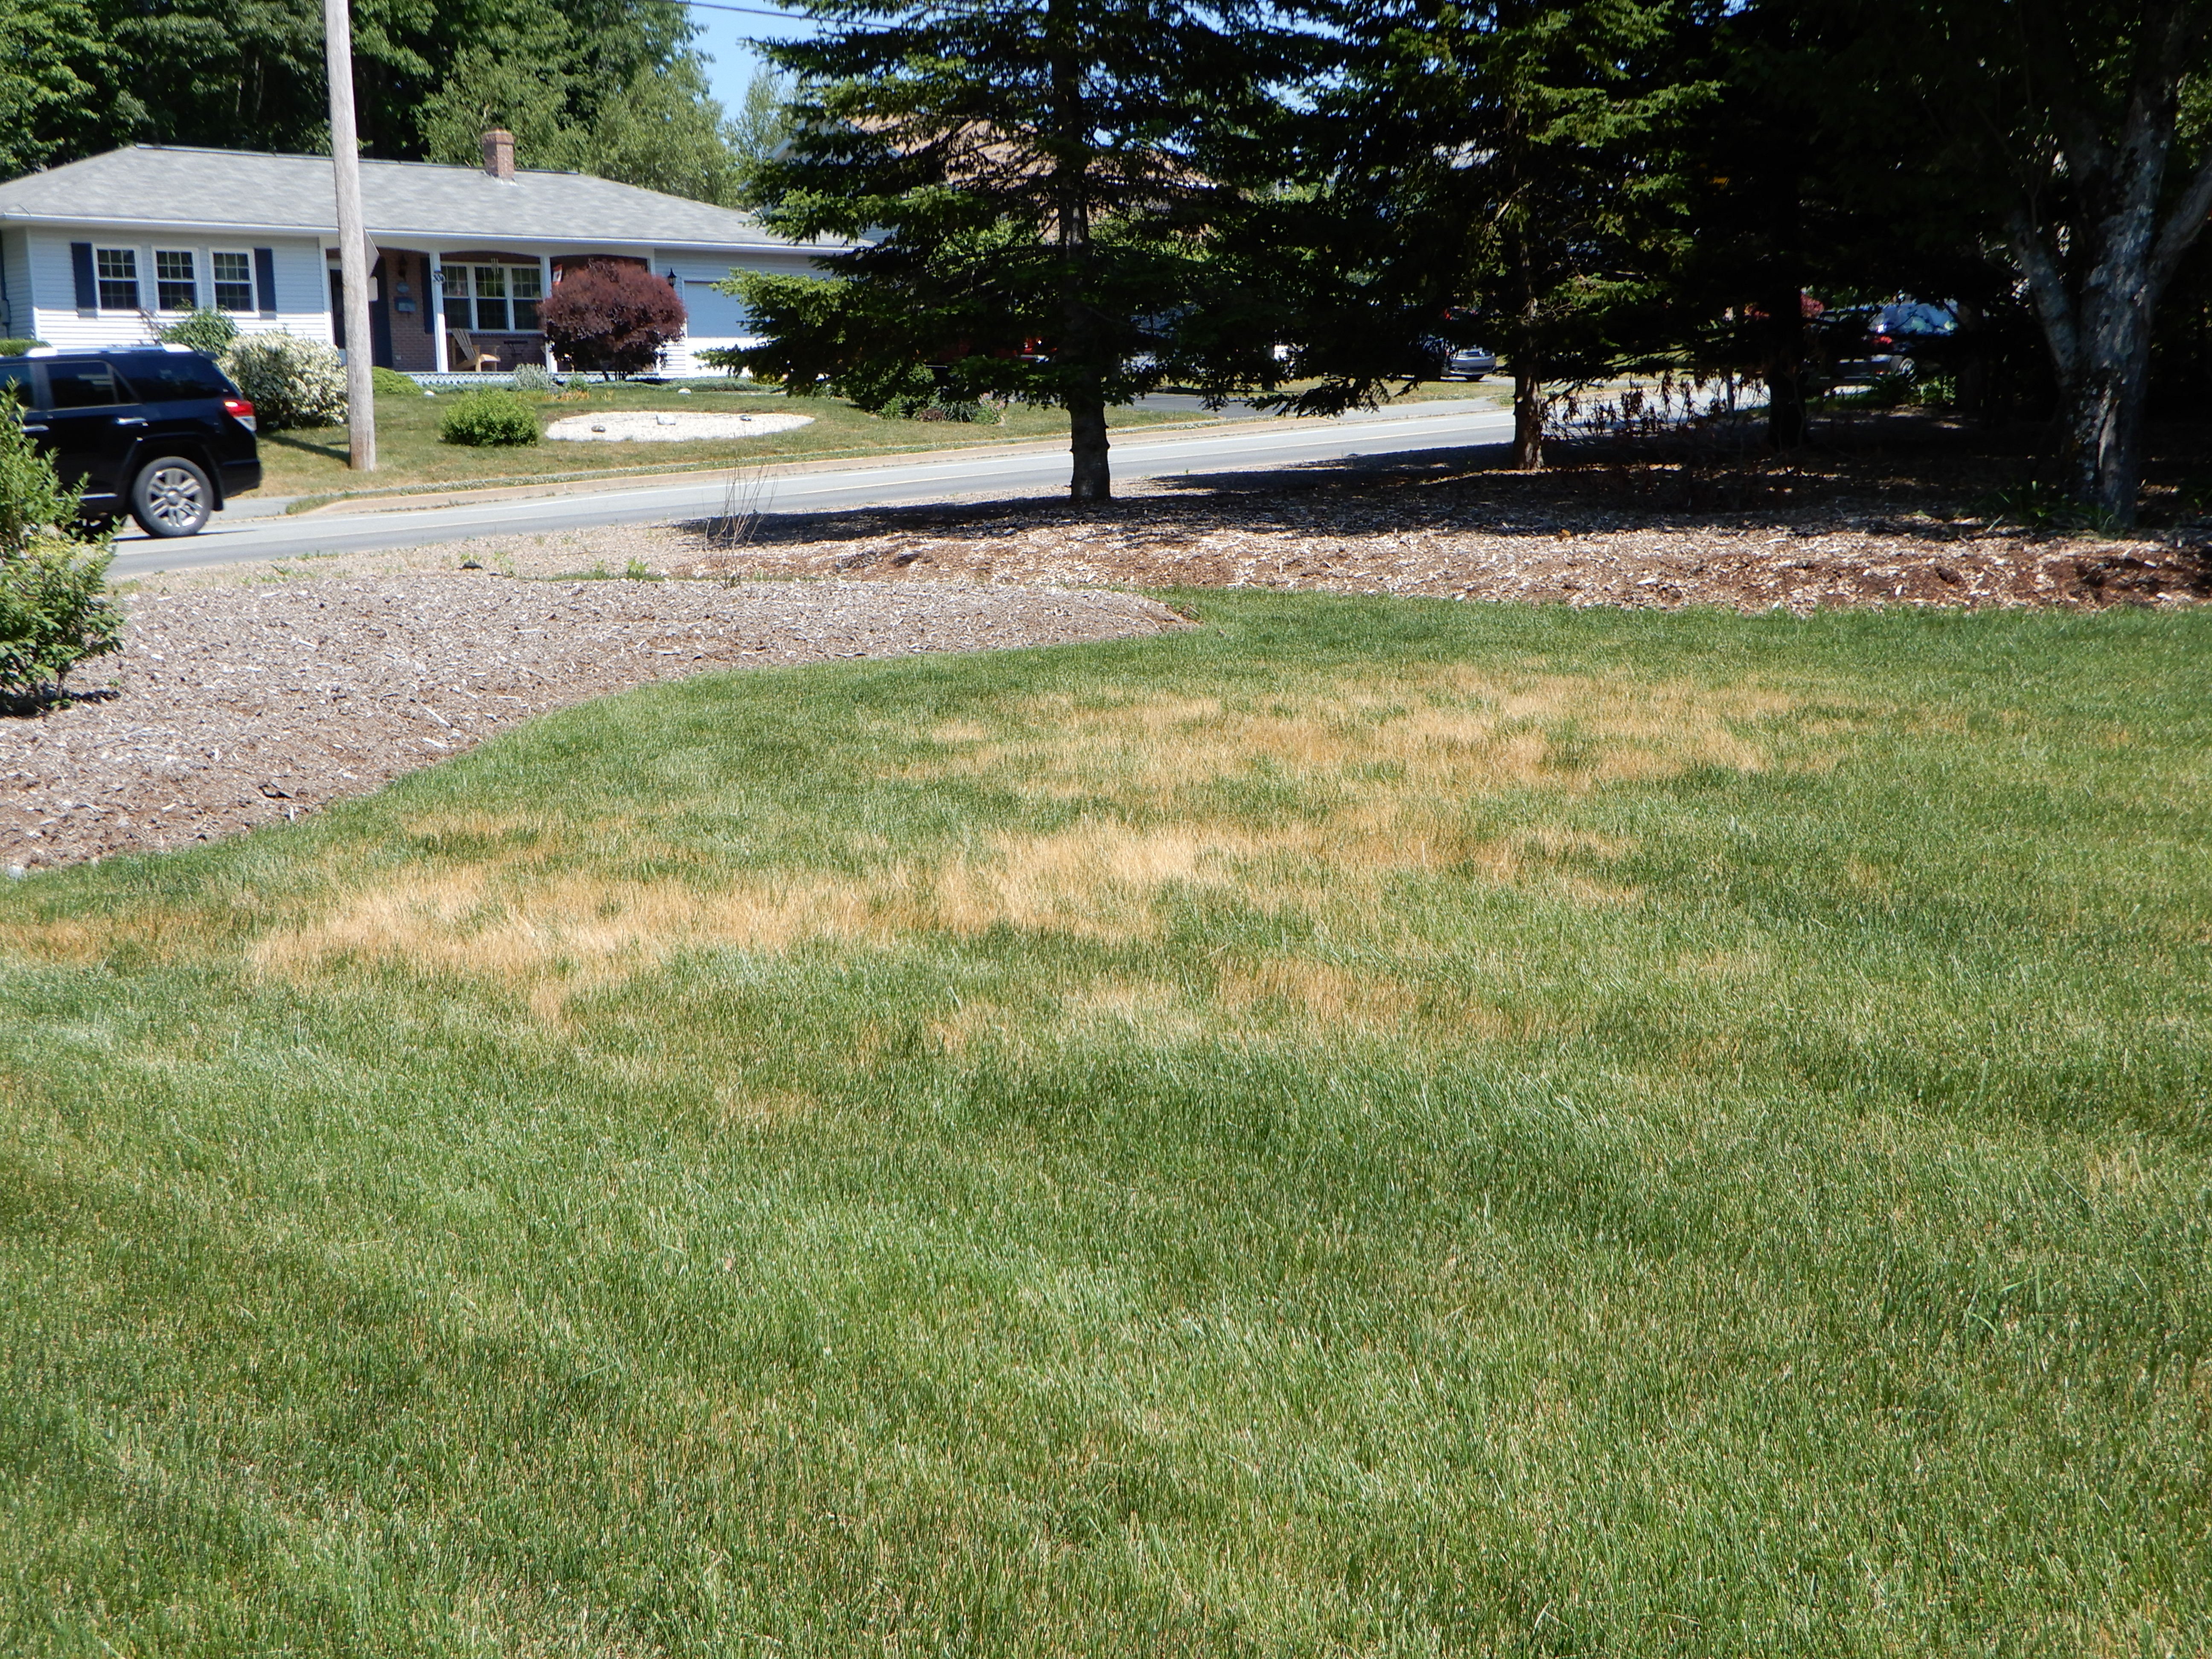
xmin=111 ymin=398 xmax=1515 ymax=578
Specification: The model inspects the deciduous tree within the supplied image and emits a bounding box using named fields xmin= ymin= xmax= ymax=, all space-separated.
xmin=1260 ymin=0 xmax=1701 ymax=470
xmin=1838 ymin=0 xmax=2212 ymax=521
xmin=542 ymin=259 xmax=687 ymax=376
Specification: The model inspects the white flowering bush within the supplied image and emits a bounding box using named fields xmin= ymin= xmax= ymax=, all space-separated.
xmin=221 ymin=333 xmax=349 ymax=430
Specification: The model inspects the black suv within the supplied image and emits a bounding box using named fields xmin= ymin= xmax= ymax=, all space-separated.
xmin=0 ymin=346 xmax=261 ymax=537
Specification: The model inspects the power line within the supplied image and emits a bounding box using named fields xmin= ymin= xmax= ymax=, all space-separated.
xmin=671 ymin=0 xmax=807 ymax=17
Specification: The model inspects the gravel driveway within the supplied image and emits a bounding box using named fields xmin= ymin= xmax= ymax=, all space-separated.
xmin=2 ymin=576 xmax=1182 ymax=871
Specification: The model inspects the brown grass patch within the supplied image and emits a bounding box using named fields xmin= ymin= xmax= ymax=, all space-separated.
xmin=932 ymin=821 xmax=1264 ymax=940
xmin=248 ymin=807 xmax=1647 ymax=1011
xmin=907 ymin=668 xmax=1790 ymax=805
xmin=250 ymin=865 xmax=899 ymax=1001
xmin=1213 ymin=958 xmax=1419 ymax=1030
xmin=245 ymin=664 xmax=1767 ymax=1008
xmin=0 ymin=917 xmax=114 ymax=965
xmin=0 ymin=904 xmax=219 ymax=967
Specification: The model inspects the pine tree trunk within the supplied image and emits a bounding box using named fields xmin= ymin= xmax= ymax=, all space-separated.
xmin=1511 ymin=362 xmax=1544 ymax=472
xmin=1048 ymin=0 xmax=1109 ymax=502
xmin=1068 ymin=388 xmax=1112 ymax=502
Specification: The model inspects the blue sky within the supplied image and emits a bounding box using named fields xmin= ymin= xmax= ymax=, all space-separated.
xmin=683 ymin=1 xmax=815 ymax=116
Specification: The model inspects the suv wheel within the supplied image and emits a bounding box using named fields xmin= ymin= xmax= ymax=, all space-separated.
xmin=130 ymin=457 xmax=212 ymax=537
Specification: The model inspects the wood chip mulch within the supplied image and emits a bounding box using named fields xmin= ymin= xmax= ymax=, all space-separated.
xmin=668 ymin=478 xmax=2212 ymax=613
xmin=1 ymin=578 xmax=1182 ymax=872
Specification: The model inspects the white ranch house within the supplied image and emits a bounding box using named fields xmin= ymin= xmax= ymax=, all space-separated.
xmin=0 ymin=134 xmax=836 ymax=377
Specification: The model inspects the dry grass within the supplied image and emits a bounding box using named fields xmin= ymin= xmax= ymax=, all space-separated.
xmin=219 ymin=665 xmax=1778 ymax=1014
xmin=907 ymin=668 xmax=1788 ymax=802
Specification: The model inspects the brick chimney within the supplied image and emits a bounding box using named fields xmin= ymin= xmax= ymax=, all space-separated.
xmin=481 ymin=129 xmax=516 ymax=181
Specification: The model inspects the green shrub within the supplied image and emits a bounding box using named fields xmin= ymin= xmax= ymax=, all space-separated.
xmin=157 ymin=309 xmax=239 ymax=357
xmin=438 ymin=389 xmax=541 ymax=447
xmin=0 ymin=338 xmax=47 ymax=357
xmin=221 ymin=333 xmax=349 ymax=429
xmin=511 ymin=361 xmax=556 ymax=393
xmin=0 ymin=404 xmax=120 ymax=701
xmin=371 ymin=366 xmax=420 ymax=397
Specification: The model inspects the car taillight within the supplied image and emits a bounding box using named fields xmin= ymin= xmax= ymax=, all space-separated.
xmin=223 ymin=396 xmax=257 ymax=431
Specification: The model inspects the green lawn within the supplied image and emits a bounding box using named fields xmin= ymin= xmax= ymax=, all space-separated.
xmin=257 ymin=381 xmax=1193 ymax=500
xmin=3 ymin=593 xmax=2208 ymax=1655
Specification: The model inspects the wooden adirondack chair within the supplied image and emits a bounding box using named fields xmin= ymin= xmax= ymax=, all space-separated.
xmin=448 ymin=326 xmax=501 ymax=373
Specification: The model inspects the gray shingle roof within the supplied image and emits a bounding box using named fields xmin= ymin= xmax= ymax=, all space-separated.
xmin=0 ymin=145 xmax=836 ymax=252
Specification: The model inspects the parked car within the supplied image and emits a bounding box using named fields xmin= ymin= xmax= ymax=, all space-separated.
xmin=1822 ymin=299 xmax=1960 ymax=381
xmin=0 ymin=344 xmax=260 ymax=537
xmin=1442 ymin=345 xmax=1499 ymax=381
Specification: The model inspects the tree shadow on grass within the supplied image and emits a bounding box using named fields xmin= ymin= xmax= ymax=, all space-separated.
xmin=260 ymin=430 xmax=349 ymax=465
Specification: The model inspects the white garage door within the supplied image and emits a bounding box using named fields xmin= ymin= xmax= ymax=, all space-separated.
xmin=683 ymin=280 xmax=748 ymax=336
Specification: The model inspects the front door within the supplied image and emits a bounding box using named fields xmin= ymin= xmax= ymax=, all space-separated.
xmin=369 ymin=255 xmax=395 ymax=370
xmin=36 ymin=358 xmax=141 ymax=503
xmin=330 ymin=266 xmax=399 ymax=370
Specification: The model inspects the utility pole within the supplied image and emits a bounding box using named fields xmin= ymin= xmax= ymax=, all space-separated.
xmin=322 ymin=0 xmax=375 ymax=470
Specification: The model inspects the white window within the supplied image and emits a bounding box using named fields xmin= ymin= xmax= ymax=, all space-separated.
xmin=471 ymin=265 xmax=509 ymax=332
xmin=95 ymin=247 xmax=139 ymax=311
xmin=511 ymin=265 xmax=542 ymax=330
xmin=438 ymin=263 xmax=546 ymax=334
xmin=211 ymin=250 xmax=255 ymax=313
xmin=155 ymin=249 xmax=198 ymax=312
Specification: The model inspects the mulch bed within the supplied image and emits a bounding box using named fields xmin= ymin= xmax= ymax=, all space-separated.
xmin=653 ymin=416 xmax=2212 ymax=610
xmin=1 ymin=578 xmax=1181 ymax=872
xmin=678 ymin=498 xmax=2212 ymax=611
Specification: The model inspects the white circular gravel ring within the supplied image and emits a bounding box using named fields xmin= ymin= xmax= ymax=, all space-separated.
xmin=546 ymin=411 xmax=817 ymax=442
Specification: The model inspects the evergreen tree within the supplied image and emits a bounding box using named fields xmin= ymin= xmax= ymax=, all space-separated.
xmin=1259 ymin=0 xmax=1701 ymax=470
xmin=737 ymin=0 xmax=1300 ymax=499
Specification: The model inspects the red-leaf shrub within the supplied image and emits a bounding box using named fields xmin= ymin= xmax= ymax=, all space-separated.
xmin=541 ymin=261 xmax=688 ymax=378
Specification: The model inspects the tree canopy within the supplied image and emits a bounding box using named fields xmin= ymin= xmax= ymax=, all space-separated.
xmin=0 ymin=0 xmax=764 ymax=207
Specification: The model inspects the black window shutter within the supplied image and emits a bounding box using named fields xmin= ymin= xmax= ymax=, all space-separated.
xmin=253 ymin=247 xmax=277 ymax=316
xmin=70 ymin=242 xmax=96 ymax=313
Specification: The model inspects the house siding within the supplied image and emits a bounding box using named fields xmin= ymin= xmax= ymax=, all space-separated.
xmin=654 ymin=246 xmax=816 ymax=375
xmin=20 ymin=230 xmax=332 ymax=352
xmin=0 ymin=229 xmax=30 ymax=339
